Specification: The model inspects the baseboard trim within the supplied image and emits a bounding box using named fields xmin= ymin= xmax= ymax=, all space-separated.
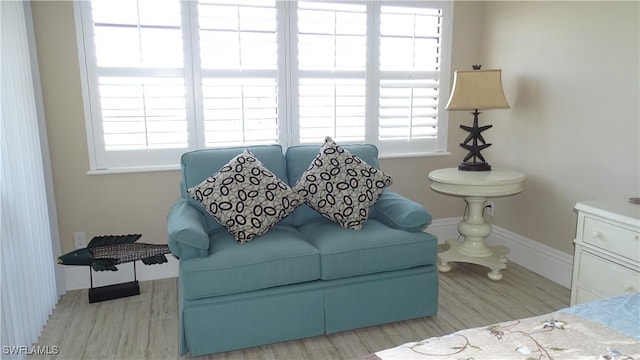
xmin=63 ymin=219 xmax=573 ymax=291
xmin=487 ymin=225 xmax=573 ymax=288
xmin=427 ymin=217 xmax=573 ymax=288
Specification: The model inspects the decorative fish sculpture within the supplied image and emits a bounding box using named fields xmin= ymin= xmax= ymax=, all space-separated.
xmin=57 ymin=234 xmax=171 ymax=271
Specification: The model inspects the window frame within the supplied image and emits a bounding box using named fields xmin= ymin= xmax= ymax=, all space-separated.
xmin=74 ymin=0 xmax=453 ymax=173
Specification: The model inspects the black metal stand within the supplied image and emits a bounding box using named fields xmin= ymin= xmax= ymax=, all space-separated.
xmin=88 ymin=261 xmax=140 ymax=303
xmin=459 ymin=109 xmax=492 ymax=171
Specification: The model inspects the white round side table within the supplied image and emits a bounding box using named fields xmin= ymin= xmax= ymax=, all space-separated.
xmin=428 ymin=168 xmax=526 ymax=281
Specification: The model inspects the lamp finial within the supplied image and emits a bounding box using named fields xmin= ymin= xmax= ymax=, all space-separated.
xmin=472 ymin=64 xmax=482 ymax=70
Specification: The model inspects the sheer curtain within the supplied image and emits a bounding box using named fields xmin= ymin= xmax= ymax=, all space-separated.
xmin=1 ymin=2 xmax=64 ymax=358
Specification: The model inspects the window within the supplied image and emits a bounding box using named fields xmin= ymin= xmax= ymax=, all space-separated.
xmin=74 ymin=0 xmax=453 ymax=172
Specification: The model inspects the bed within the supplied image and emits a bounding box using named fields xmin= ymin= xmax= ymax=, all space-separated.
xmin=366 ymin=293 xmax=639 ymax=360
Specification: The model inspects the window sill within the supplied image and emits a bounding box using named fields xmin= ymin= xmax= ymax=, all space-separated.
xmin=378 ymin=151 xmax=451 ymax=160
xmin=86 ymin=151 xmax=452 ymax=175
xmin=87 ymin=165 xmax=181 ymax=176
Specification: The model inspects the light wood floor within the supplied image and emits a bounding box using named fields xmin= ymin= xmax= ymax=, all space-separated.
xmin=29 ymin=259 xmax=570 ymax=360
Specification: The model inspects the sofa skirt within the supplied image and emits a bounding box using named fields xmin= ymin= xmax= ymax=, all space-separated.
xmin=179 ymin=265 xmax=438 ymax=356
xmin=323 ymin=265 xmax=438 ymax=334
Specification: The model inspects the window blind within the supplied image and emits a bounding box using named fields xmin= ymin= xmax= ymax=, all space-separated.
xmin=295 ymin=1 xmax=368 ymax=144
xmin=378 ymin=5 xmax=443 ymax=142
xmin=196 ymin=0 xmax=280 ymax=147
xmin=1 ymin=2 xmax=62 ymax=355
xmin=92 ymin=0 xmax=187 ymax=151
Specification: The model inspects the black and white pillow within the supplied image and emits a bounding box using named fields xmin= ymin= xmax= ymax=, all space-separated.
xmin=294 ymin=137 xmax=393 ymax=230
xmin=187 ymin=150 xmax=302 ymax=243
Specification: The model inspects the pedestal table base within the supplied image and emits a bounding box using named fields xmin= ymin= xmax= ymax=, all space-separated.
xmin=438 ymin=239 xmax=510 ymax=281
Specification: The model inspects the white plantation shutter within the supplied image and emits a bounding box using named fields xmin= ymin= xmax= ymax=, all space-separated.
xmin=76 ymin=0 xmax=451 ymax=171
xmin=78 ymin=0 xmax=190 ymax=169
xmin=375 ymin=4 xmax=450 ymax=156
xmin=297 ymin=78 xmax=367 ymax=143
xmin=196 ymin=0 xmax=281 ymax=147
xmin=98 ymin=77 xmax=188 ymax=151
xmin=200 ymin=78 xmax=279 ymax=146
xmin=378 ymin=80 xmax=439 ymax=139
xmin=294 ymin=1 xmax=451 ymax=152
xmin=295 ymin=1 xmax=368 ymax=144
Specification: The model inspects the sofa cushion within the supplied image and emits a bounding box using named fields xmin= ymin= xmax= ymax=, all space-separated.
xmin=293 ymin=137 xmax=392 ymax=230
xmin=180 ymin=225 xmax=321 ymax=300
xmin=181 ymin=145 xmax=290 ymax=232
xmin=187 ymin=150 xmax=302 ymax=243
xmin=298 ymin=218 xmax=437 ymax=280
xmin=286 ymin=142 xmax=383 ymax=226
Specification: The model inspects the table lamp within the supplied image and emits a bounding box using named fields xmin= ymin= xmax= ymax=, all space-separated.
xmin=445 ymin=66 xmax=510 ymax=171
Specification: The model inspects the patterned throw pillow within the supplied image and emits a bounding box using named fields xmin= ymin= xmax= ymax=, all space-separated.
xmin=294 ymin=137 xmax=393 ymax=230
xmin=187 ymin=150 xmax=302 ymax=243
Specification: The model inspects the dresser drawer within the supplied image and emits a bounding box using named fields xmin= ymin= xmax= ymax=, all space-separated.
xmin=582 ymin=216 xmax=639 ymax=262
xmin=577 ymin=251 xmax=640 ymax=296
xmin=573 ymin=286 xmax=603 ymax=305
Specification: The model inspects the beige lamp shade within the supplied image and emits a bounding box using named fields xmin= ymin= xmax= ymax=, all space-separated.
xmin=445 ymin=69 xmax=510 ymax=110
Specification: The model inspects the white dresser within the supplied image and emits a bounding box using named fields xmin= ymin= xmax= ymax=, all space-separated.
xmin=570 ymin=199 xmax=640 ymax=305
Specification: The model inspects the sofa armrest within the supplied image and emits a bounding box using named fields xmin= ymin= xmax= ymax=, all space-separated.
xmin=167 ymin=198 xmax=210 ymax=260
xmin=373 ymin=191 xmax=433 ymax=232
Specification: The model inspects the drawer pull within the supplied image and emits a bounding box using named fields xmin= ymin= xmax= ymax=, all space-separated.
xmin=591 ymin=230 xmax=602 ymax=239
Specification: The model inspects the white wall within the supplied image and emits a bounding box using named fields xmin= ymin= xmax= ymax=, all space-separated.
xmin=478 ymin=1 xmax=640 ymax=254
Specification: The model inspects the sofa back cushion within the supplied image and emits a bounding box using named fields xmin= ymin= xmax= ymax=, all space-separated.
xmin=181 ymin=145 xmax=289 ymax=232
xmin=285 ymin=144 xmax=381 ymax=226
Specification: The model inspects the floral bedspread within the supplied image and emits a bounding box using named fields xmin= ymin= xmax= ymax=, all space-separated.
xmin=369 ymin=312 xmax=640 ymax=360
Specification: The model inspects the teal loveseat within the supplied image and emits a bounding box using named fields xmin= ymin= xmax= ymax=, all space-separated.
xmin=167 ymin=144 xmax=439 ymax=357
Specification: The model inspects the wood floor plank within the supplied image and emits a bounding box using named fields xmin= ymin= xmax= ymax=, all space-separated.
xmin=379 ymin=321 xmax=421 ymax=348
xmin=150 ymin=278 xmax=178 ymax=321
xmin=114 ymin=300 xmax=152 ymax=359
xmin=405 ymin=308 xmax=461 ymax=339
xmin=241 ymin=344 xmax=277 ymax=360
xmin=83 ymin=298 xmax=127 ymax=359
xmin=300 ymin=335 xmax=341 ymax=360
xmin=51 ymin=293 xmax=99 ymax=360
xmin=204 ymin=348 xmax=246 ymax=360
xmin=268 ymin=340 xmax=309 ymax=360
xmin=51 ymin=324 xmax=90 ymax=360
xmin=29 ymin=261 xmax=570 ymax=360
xmin=354 ymin=326 xmax=397 ymax=354
xmin=444 ymin=268 xmax=528 ymax=322
xmin=31 ymin=312 xmax=72 ymax=355
xmin=148 ymin=317 xmax=180 ymax=359
xmin=327 ymin=330 xmax=369 ymax=360
xmin=52 ymin=287 xmax=84 ymax=316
